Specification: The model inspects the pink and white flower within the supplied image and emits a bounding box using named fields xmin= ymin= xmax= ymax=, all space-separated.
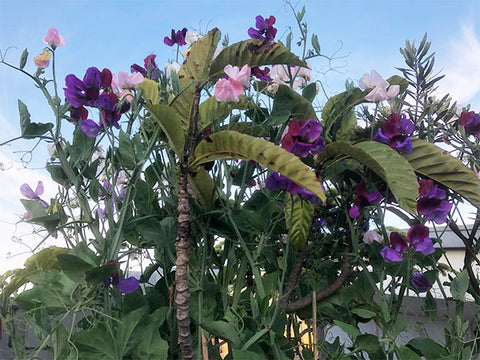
xmin=43 ymin=27 xmax=66 ymax=48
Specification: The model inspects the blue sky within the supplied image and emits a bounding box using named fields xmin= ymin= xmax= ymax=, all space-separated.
xmin=1 ymin=0 xmax=480 ymax=271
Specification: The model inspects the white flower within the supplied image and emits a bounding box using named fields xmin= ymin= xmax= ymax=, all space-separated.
xmin=360 ymin=69 xmax=399 ymax=102
xmin=185 ymin=30 xmax=200 ymax=44
xmin=359 ymin=70 xmax=389 ymax=91
xmin=165 ymin=62 xmax=181 ymax=78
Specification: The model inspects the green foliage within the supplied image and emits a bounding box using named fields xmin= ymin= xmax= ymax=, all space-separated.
xmin=18 ymin=99 xmax=53 ymax=138
xmin=403 ymin=138 xmax=480 ymax=208
xmin=192 ymin=130 xmax=325 ymax=202
xmin=284 ymin=195 xmax=314 ymax=249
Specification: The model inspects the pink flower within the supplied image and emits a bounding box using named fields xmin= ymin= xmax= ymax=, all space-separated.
xmin=223 ymin=64 xmax=251 ymax=89
xmin=214 ymin=78 xmax=243 ymax=102
xmin=33 ymin=49 xmax=51 ymax=68
xmin=116 ymin=71 xmax=144 ymax=89
xmin=363 ymin=230 xmax=383 ymax=244
xmin=360 ymin=70 xmax=399 ymax=102
xmin=43 ymin=27 xmax=66 ymax=48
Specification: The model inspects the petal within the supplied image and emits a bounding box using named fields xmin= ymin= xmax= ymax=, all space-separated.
xmin=411 ymin=272 xmax=432 ymax=292
xmin=349 ymin=205 xmax=360 ymax=219
xmin=380 ymin=247 xmax=403 ymax=262
xmin=390 ymin=231 xmax=408 ymax=253
xmin=80 ymin=119 xmax=102 ymax=138
xmin=35 ymin=181 xmax=44 ymax=196
xmin=20 ymin=183 xmax=36 ymax=199
xmin=117 ymin=277 xmax=139 ymax=294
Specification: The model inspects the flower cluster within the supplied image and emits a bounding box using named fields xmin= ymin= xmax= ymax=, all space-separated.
xmin=380 ymin=224 xmax=435 ymax=262
xmin=417 ymin=179 xmax=452 ymax=224
xmin=33 ymin=28 xmax=65 ymax=68
xmin=164 ymin=28 xmax=188 ymax=46
xmin=64 ymin=67 xmax=132 ymax=137
xmin=266 ymin=119 xmax=325 ymax=203
xmin=104 ymin=260 xmax=139 ymax=294
xmin=131 ymin=54 xmax=163 ymax=81
xmin=373 ymin=113 xmax=414 ymax=153
xmin=459 ymin=110 xmax=480 ymax=137
xmin=359 ymin=70 xmax=399 ymax=102
xmin=349 ymin=182 xmax=382 ymax=218
xmin=214 ymin=64 xmax=251 ymax=102
xmin=248 ymin=15 xmax=277 ymax=41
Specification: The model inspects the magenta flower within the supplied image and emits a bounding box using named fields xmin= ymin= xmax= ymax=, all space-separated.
xmin=411 ymin=272 xmax=432 ymax=292
xmin=64 ymin=67 xmax=102 ymax=108
xmin=373 ymin=113 xmax=414 ymax=153
xmin=417 ymin=179 xmax=452 ymax=224
xmin=164 ymin=28 xmax=188 ymax=46
xmin=131 ymin=54 xmax=163 ymax=80
xmin=349 ymin=182 xmax=382 ymax=219
xmin=251 ymin=66 xmax=272 ymax=81
xmin=104 ymin=260 xmax=139 ymax=294
xmin=381 ymin=224 xmax=435 ymax=262
xmin=43 ymin=27 xmax=66 ymax=48
xmin=459 ymin=111 xmax=480 ymax=137
xmin=266 ymin=172 xmax=318 ymax=203
xmin=281 ymin=119 xmax=326 ymax=158
xmin=407 ymin=224 xmax=435 ymax=255
xmin=248 ymin=15 xmax=277 ymax=41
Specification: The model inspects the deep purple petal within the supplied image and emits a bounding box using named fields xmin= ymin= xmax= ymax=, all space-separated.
xmin=83 ymin=67 xmax=101 ymax=92
xmin=266 ymin=172 xmax=291 ymax=191
xmin=248 ymin=28 xmax=263 ymax=39
xmin=411 ymin=272 xmax=432 ymax=292
xmin=298 ymin=119 xmax=322 ymax=140
xmin=413 ymin=236 xmax=435 ymax=255
xmin=81 ymin=119 xmax=102 ymax=137
xmin=366 ymin=190 xmax=382 ymax=204
xmin=381 ymin=247 xmax=403 ymax=262
xmin=349 ymin=205 xmax=360 ymax=219
xmin=407 ymin=224 xmax=430 ymax=247
xmin=117 ymin=277 xmax=139 ymax=294
xmin=390 ymin=232 xmax=408 ymax=253
xmin=130 ymin=63 xmax=147 ymax=77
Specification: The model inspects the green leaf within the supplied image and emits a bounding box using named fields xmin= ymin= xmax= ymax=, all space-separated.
xmin=210 ymin=39 xmax=307 ymax=80
xmin=20 ymin=199 xmax=48 ymax=219
xmin=198 ymin=95 xmax=233 ymax=132
xmin=321 ymin=88 xmax=365 ymax=140
xmin=272 ymin=85 xmax=318 ymax=120
xmin=402 ymin=138 xmax=480 ymax=208
xmin=18 ymin=100 xmax=53 ymax=138
xmin=302 ymin=82 xmax=317 ymax=103
xmin=144 ymin=103 xmax=185 ymax=156
xmin=69 ymin=123 xmax=96 ymax=164
xmin=202 ymin=320 xmax=241 ymax=347
xmin=134 ymin=180 xmax=154 ymax=216
xmin=137 ymin=79 xmax=159 ymax=104
xmin=173 ymin=28 xmax=221 ymax=122
xmin=311 ymin=34 xmax=321 ymax=55
xmin=56 ymin=254 xmax=93 ymax=283
xmin=351 ymin=307 xmax=376 ymax=319
xmin=319 ymin=141 xmax=418 ymax=214
xmin=47 ymin=163 xmax=70 ymax=187
xmin=450 ymin=270 xmax=469 ymax=301
xmin=284 ymin=195 xmax=314 ymax=250
xmin=131 ymin=322 xmax=169 ymax=360
xmin=407 ymin=338 xmax=448 ymax=359
xmin=19 ymin=48 xmax=28 ymax=70
xmin=191 ymin=131 xmax=325 ymax=202
xmin=398 ymin=345 xmax=422 ymax=360
xmin=333 ymin=320 xmax=361 ymax=339
xmin=85 ymin=263 xmax=119 ymax=285
xmin=386 ymin=75 xmax=409 ymax=94
xmin=355 ymin=334 xmax=381 ymax=352
xmin=233 ymin=349 xmax=266 ymax=360
xmin=189 ymin=167 xmax=216 ymax=206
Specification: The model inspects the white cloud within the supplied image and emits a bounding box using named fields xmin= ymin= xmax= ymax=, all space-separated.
xmin=442 ymin=25 xmax=480 ymax=104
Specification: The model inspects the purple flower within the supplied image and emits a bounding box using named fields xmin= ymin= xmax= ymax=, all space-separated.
xmin=81 ymin=119 xmax=102 ymax=138
xmin=281 ymin=119 xmax=326 ymax=157
xmin=251 ymin=66 xmax=272 ymax=81
xmin=411 ymin=272 xmax=432 ymax=292
xmin=373 ymin=113 xmax=414 ymax=153
xmin=417 ymin=179 xmax=452 ymax=224
xmin=265 ymin=172 xmax=318 ymax=203
xmin=459 ymin=111 xmax=480 ymax=137
xmin=131 ymin=54 xmax=163 ymax=81
xmin=20 ymin=181 xmax=48 ymax=208
xmin=248 ymin=15 xmax=277 ymax=41
xmin=380 ymin=231 xmax=408 ymax=262
xmin=64 ymin=67 xmax=102 ymax=108
xmin=104 ymin=260 xmax=139 ymax=294
xmin=164 ymin=28 xmax=188 ymax=46
xmin=349 ymin=182 xmax=382 ymax=219
xmin=407 ymin=224 xmax=435 ymax=255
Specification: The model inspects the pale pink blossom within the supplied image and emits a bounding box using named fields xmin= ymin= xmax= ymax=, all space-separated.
xmin=33 ymin=49 xmax=51 ymax=68
xmin=270 ymin=62 xmax=311 ymax=90
xmin=214 ymin=78 xmax=243 ymax=102
xmin=363 ymin=230 xmax=383 ymax=244
xmin=116 ymin=71 xmax=144 ymax=89
xmin=43 ymin=27 xmax=66 ymax=48
xmin=165 ymin=62 xmax=181 ymax=78
xmin=224 ymin=64 xmax=251 ymax=89
xmin=359 ymin=70 xmax=389 ymax=91
xmin=360 ymin=70 xmax=399 ymax=102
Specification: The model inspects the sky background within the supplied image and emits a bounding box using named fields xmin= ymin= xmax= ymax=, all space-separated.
xmin=1 ymin=0 xmax=480 ymax=273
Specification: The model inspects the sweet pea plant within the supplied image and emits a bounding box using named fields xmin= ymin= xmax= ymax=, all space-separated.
xmin=1 ymin=7 xmax=480 ymax=360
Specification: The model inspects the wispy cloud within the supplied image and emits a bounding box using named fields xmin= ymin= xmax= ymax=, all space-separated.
xmin=442 ymin=24 xmax=480 ymax=104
